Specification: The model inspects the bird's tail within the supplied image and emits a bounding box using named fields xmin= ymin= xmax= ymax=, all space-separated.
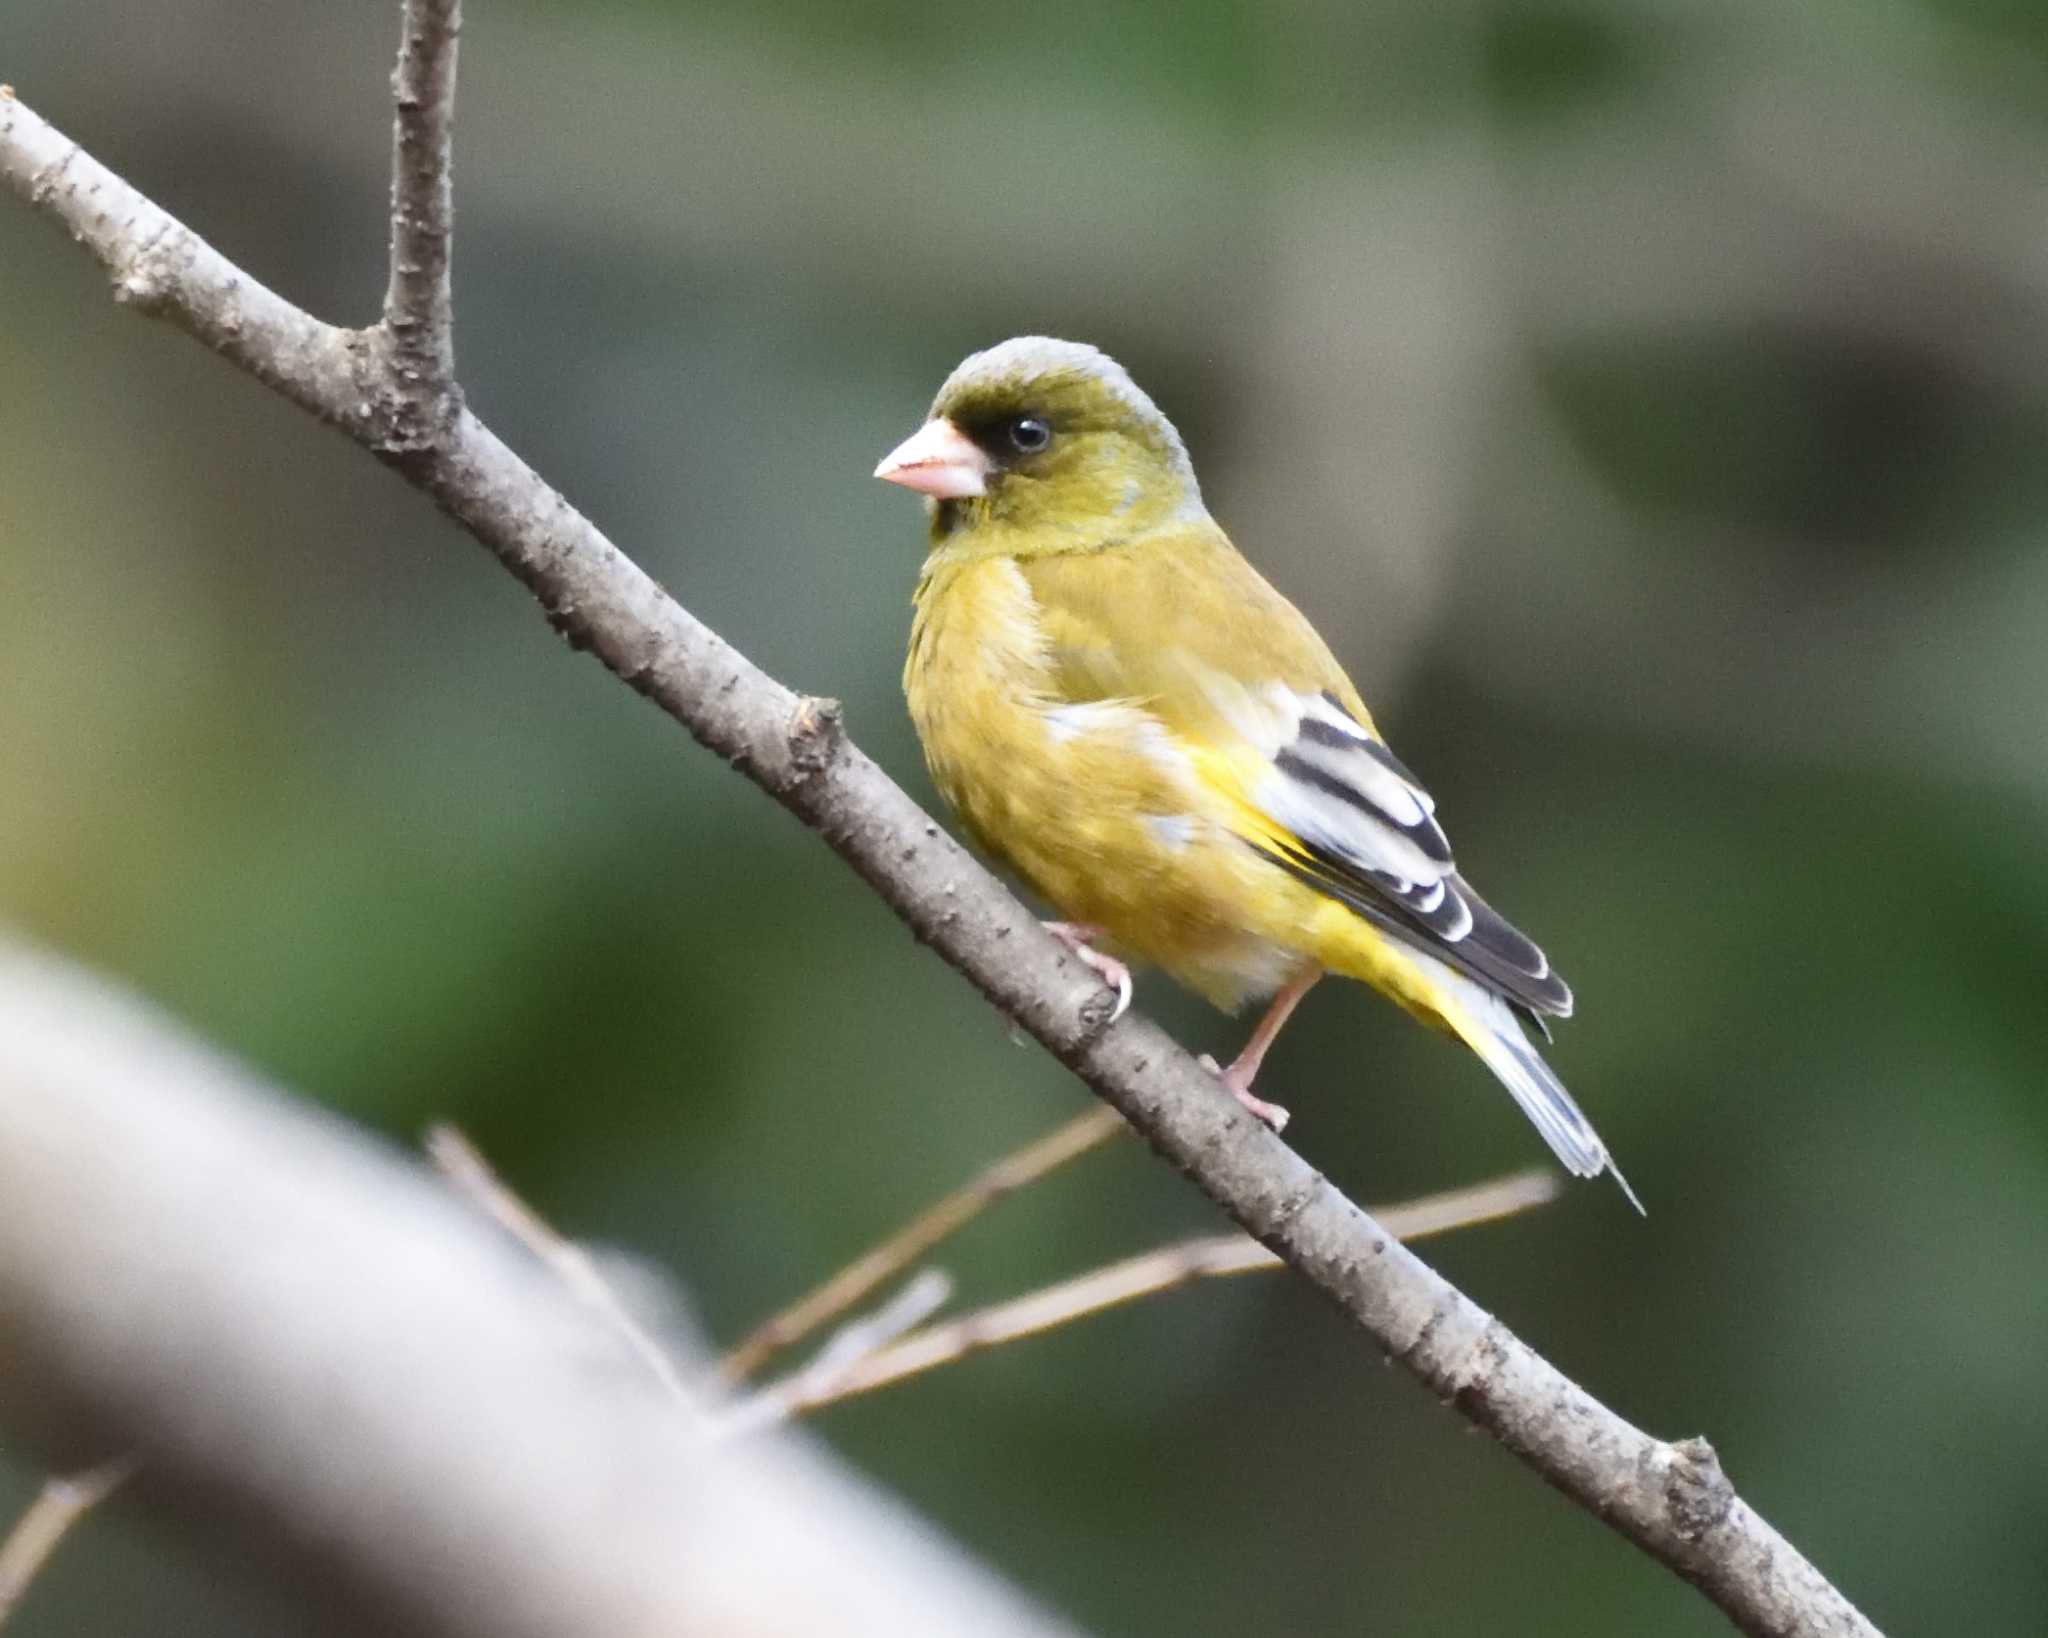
xmin=1433 ymin=966 xmax=1644 ymax=1215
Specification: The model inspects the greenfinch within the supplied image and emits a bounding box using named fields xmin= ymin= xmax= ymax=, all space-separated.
xmin=878 ymin=337 xmax=1636 ymax=1209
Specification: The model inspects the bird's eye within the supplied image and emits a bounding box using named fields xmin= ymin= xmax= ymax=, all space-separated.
xmin=1006 ymin=416 xmax=1052 ymax=454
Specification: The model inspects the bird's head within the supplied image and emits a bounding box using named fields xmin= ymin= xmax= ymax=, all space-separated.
xmin=875 ymin=337 xmax=1205 ymax=554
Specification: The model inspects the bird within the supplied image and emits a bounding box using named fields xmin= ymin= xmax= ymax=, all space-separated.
xmin=875 ymin=336 xmax=1638 ymax=1209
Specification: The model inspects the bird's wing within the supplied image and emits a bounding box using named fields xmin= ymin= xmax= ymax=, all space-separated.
xmin=1018 ymin=528 xmax=1572 ymax=1020
xmin=1227 ymin=687 xmax=1573 ymax=1020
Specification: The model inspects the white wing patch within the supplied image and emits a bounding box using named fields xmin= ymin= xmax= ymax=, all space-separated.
xmin=1145 ymin=814 xmax=1199 ymax=851
xmin=1294 ymin=692 xmax=1433 ymax=820
xmin=1246 ymin=690 xmax=1574 ymax=1017
xmin=988 ymin=560 xmax=1208 ymax=842
xmin=1250 ymin=691 xmax=1471 ymax=943
xmin=1041 ymin=700 xmax=1187 ymax=778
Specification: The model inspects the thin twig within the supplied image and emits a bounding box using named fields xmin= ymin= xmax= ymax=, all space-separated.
xmin=722 ymin=1104 xmax=1127 ymax=1382
xmin=804 ymin=1268 xmax=957 ymax=1378
xmin=429 ymin=1119 xmax=963 ymax=1437
xmin=717 ymin=1269 xmax=958 ymax=1438
xmin=0 ymin=1458 xmax=134 ymax=1631
xmin=767 ymin=1170 xmax=1560 ymax=1418
xmin=0 ymin=61 xmax=1883 ymax=1635
xmin=383 ymin=0 xmax=461 ymax=442
xmin=424 ymin=1123 xmax=694 ymax=1409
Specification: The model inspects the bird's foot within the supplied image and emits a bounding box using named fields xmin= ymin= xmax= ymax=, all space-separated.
xmin=1043 ymin=921 xmax=1132 ymax=1023
xmin=1196 ymin=1052 xmax=1292 ymax=1133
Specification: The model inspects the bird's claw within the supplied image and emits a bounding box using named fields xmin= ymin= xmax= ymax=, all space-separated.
xmin=1043 ymin=922 xmax=1132 ymax=1023
xmin=1196 ymin=1053 xmax=1291 ymax=1132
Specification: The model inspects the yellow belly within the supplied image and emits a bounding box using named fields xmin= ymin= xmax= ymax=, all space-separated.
xmin=907 ymin=554 xmax=1335 ymax=1008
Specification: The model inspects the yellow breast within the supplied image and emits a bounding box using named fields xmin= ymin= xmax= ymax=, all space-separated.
xmin=904 ymin=554 xmax=1312 ymax=1007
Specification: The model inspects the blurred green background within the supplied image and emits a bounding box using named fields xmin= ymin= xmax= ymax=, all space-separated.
xmin=5 ymin=0 xmax=2047 ymax=1631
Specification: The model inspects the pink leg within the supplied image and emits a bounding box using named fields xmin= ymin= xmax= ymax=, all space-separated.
xmin=1043 ymin=922 xmax=1132 ymax=1022
xmin=1202 ymin=969 xmax=1322 ymax=1131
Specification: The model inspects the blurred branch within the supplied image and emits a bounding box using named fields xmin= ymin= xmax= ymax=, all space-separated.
xmin=748 ymin=1170 xmax=1562 ymax=1424
xmin=717 ymin=1269 xmax=959 ymax=1438
xmin=0 ymin=938 xmax=1080 ymax=1638
xmin=427 ymin=1114 xmax=1548 ymax=1427
xmin=425 ymin=1122 xmax=695 ymax=1408
xmin=0 ymin=1458 xmax=133 ymax=1632
xmin=722 ymin=1104 xmax=1127 ymax=1383
xmin=441 ymin=1104 xmax=1541 ymax=1431
xmin=0 ymin=15 xmax=1879 ymax=1634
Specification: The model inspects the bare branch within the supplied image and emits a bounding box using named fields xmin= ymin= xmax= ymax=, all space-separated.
xmin=427 ymin=1120 xmax=954 ymax=1440
xmin=0 ymin=939 xmax=1081 ymax=1638
xmin=0 ymin=69 xmax=1881 ymax=1638
xmin=803 ymin=1268 xmax=958 ymax=1377
xmin=425 ymin=1122 xmax=695 ymax=1409
xmin=0 ymin=90 xmax=369 ymax=426
xmin=383 ymin=0 xmax=461 ymax=437
xmin=0 ymin=1458 xmax=134 ymax=1632
xmin=761 ymin=1170 xmax=1562 ymax=1419
xmin=429 ymin=1131 xmax=1548 ymax=1433
xmin=722 ymin=1104 xmax=1127 ymax=1382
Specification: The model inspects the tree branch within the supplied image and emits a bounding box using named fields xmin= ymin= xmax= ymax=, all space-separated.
xmin=0 ymin=50 xmax=1879 ymax=1638
xmin=747 ymin=1170 xmax=1563 ymax=1423
xmin=425 ymin=1123 xmax=696 ymax=1408
xmin=0 ymin=939 xmax=1080 ymax=1638
xmin=429 ymin=1114 xmax=1551 ymax=1433
xmin=0 ymin=1459 xmax=134 ymax=1631
xmin=722 ymin=1104 xmax=1128 ymax=1383
xmin=383 ymin=0 xmax=460 ymax=439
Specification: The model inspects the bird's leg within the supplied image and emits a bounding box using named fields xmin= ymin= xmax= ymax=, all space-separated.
xmin=1043 ymin=922 xmax=1133 ymax=1022
xmin=1201 ymin=968 xmax=1322 ymax=1132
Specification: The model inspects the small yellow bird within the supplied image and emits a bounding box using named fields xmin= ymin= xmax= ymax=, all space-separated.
xmin=877 ymin=337 xmax=1637 ymax=1208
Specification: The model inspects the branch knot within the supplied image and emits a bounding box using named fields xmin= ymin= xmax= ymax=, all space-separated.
xmin=110 ymin=218 xmax=181 ymax=312
xmin=1663 ymin=1435 xmax=1736 ymax=1544
xmin=787 ymin=696 xmax=844 ymax=779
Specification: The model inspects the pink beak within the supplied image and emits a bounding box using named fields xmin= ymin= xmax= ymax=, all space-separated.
xmin=874 ymin=418 xmax=991 ymax=500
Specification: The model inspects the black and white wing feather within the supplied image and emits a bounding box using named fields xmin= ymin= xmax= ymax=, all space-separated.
xmin=1238 ymin=690 xmax=1637 ymax=1207
xmin=1249 ymin=692 xmax=1573 ymax=1021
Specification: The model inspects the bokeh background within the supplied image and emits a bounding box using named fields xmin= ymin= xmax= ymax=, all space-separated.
xmin=6 ymin=0 xmax=2047 ymax=1631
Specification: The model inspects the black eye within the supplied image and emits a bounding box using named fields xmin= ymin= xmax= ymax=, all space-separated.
xmin=1006 ymin=416 xmax=1051 ymax=454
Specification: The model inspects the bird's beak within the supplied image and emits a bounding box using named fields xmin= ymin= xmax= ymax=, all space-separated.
xmin=874 ymin=418 xmax=991 ymax=500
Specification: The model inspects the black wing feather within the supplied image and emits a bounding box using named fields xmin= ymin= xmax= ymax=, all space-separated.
xmin=1258 ymin=842 xmax=1573 ymax=1018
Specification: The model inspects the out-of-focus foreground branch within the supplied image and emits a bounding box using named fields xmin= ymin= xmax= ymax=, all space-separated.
xmin=0 ymin=11 xmax=1878 ymax=1632
xmin=0 ymin=937 xmax=1081 ymax=1638
xmin=0 ymin=1460 xmax=132 ymax=1627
